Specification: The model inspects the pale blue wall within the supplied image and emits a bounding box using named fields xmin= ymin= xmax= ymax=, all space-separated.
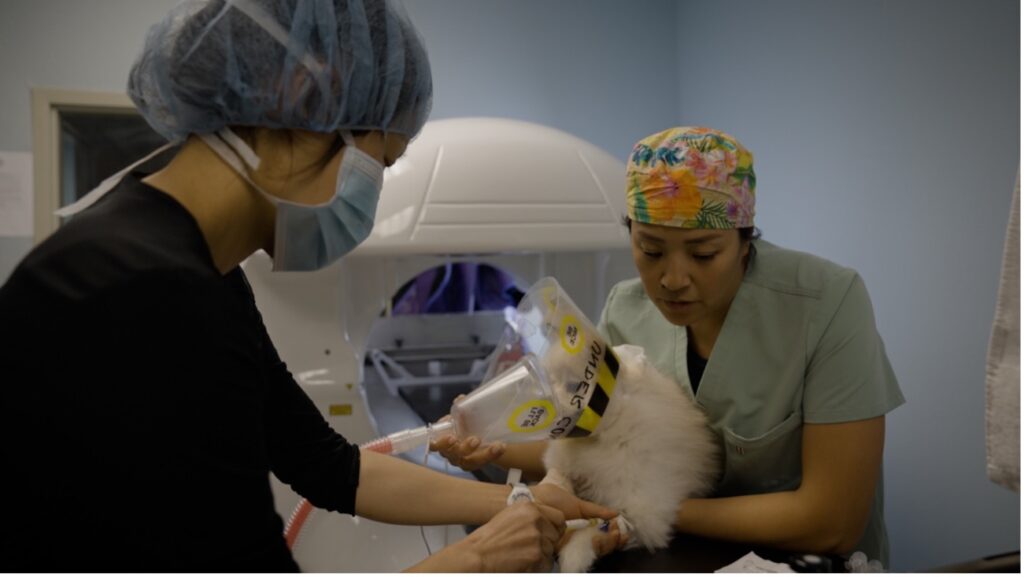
xmin=674 ymin=0 xmax=1020 ymax=570
xmin=402 ymin=0 xmax=681 ymax=166
xmin=0 ymin=0 xmax=183 ymax=277
xmin=0 ymin=0 xmax=681 ymax=281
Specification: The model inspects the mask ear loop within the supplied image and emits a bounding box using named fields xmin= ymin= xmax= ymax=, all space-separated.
xmin=198 ymin=131 xmax=263 ymax=192
xmin=199 ymin=130 xmax=294 ymax=271
xmin=216 ymin=128 xmax=261 ymax=170
xmin=336 ymin=131 xmax=387 ymax=193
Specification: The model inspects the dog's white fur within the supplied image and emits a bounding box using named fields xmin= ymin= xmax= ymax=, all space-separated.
xmin=541 ymin=344 xmax=720 ymax=573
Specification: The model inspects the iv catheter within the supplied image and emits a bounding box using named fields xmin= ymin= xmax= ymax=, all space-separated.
xmin=566 ymin=518 xmax=609 ymax=531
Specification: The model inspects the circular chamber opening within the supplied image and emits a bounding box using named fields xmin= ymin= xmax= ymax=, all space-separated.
xmin=387 ymin=262 xmax=524 ymax=316
xmin=362 ymin=261 xmax=527 ymax=481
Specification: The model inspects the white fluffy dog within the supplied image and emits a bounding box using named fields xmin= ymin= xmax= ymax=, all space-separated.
xmin=541 ymin=344 xmax=720 ymax=573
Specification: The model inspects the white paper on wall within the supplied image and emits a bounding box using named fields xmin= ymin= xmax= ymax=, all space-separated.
xmin=0 ymin=151 xmax=33 ymax=237
xmin=986 ymin=170 xmax=1020 ymax=492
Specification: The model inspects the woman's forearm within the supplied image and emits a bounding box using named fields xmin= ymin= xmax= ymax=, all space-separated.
xmin=494 ymin=441 xmax=548 ymax=480
xmin=678 ymin=419 xmax=883 ymax=554
xmin=675 ymin=490 xmax=852 ymax=554
xmin=355 ymin=449 xmax=508 ymax=526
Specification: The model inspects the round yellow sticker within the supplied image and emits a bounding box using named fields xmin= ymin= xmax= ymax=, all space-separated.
xmin=560 ymin=315 xmax=584 ymax=355
xmin=508 ymin=400 xmax=557 ymax=433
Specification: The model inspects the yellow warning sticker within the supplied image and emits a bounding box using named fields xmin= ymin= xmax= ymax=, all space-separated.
xmin=508 ymin=399 xmax=557 ymax=433
xmin=560 ymin=315 xmax=584 ymax=355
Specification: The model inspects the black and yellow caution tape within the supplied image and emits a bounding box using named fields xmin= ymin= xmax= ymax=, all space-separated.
xmin=566 ymin=346 xmax=620 ymax=438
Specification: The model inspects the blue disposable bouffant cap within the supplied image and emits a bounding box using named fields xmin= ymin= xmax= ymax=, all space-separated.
xmin=128 ymin=0 xmax=433 ymax=142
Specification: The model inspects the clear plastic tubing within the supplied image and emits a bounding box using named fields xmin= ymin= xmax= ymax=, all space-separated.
xmin=284 ymin=420 xmax=458 ymax=550
xmin=358 ymin=421 xmax=456 ymax=456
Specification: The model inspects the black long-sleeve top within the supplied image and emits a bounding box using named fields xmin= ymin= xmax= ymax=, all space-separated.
xmin=0 ymin=172 xmax=361 ymax=572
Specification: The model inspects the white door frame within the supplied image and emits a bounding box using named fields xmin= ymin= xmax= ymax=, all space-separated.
xmin=30 ymin=88 xmax=136 ymax=245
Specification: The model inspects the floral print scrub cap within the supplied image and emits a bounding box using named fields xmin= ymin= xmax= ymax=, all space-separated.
xmin=626 ymin=127 xmax=756 ymax=228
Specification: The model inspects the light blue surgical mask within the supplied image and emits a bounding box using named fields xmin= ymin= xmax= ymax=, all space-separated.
xmin=200 ymin=129 xmax=385 ymax=271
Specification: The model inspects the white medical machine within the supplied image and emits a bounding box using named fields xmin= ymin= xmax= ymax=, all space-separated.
xmin=241 ymin=117 xmax=637 ymax=571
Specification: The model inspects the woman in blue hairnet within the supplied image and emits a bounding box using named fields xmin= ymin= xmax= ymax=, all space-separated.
xmin=0 ymin=0 xmax=617 ymax=572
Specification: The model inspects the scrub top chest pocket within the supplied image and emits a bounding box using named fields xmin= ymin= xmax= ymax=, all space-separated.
xmin=715 ymin=410 xmax=803 ymax=497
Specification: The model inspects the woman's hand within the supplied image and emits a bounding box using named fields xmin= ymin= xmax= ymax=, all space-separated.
xmin=532 ymin=482 xmax=626 ymax=559
xmin=430 ymin=416 xmax=507 ymax=472
xmin=430 ymin=407 xmax=549 ymax=478
xmin=406 ymin=502 xmax=565 ymax=572
xmin=464 ymin=502 xmax=566 ymax=572
xmin=531 ymin=482 xmax=618 ymax=524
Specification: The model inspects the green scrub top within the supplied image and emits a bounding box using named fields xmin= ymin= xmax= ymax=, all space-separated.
xmin=597 ymin=240 xmax=905 ymax=566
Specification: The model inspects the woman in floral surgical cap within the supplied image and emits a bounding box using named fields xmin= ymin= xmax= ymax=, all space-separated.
xmin=435 ymin=127 xmax=905 ymax=568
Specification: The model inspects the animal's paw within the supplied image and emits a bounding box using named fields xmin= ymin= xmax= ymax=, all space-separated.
xmin=557 ymin=527 xmax=600 ymax=573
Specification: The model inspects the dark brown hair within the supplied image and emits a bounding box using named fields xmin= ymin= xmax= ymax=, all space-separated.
xmin=621 ymin=216 xmax=761 ymax=263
